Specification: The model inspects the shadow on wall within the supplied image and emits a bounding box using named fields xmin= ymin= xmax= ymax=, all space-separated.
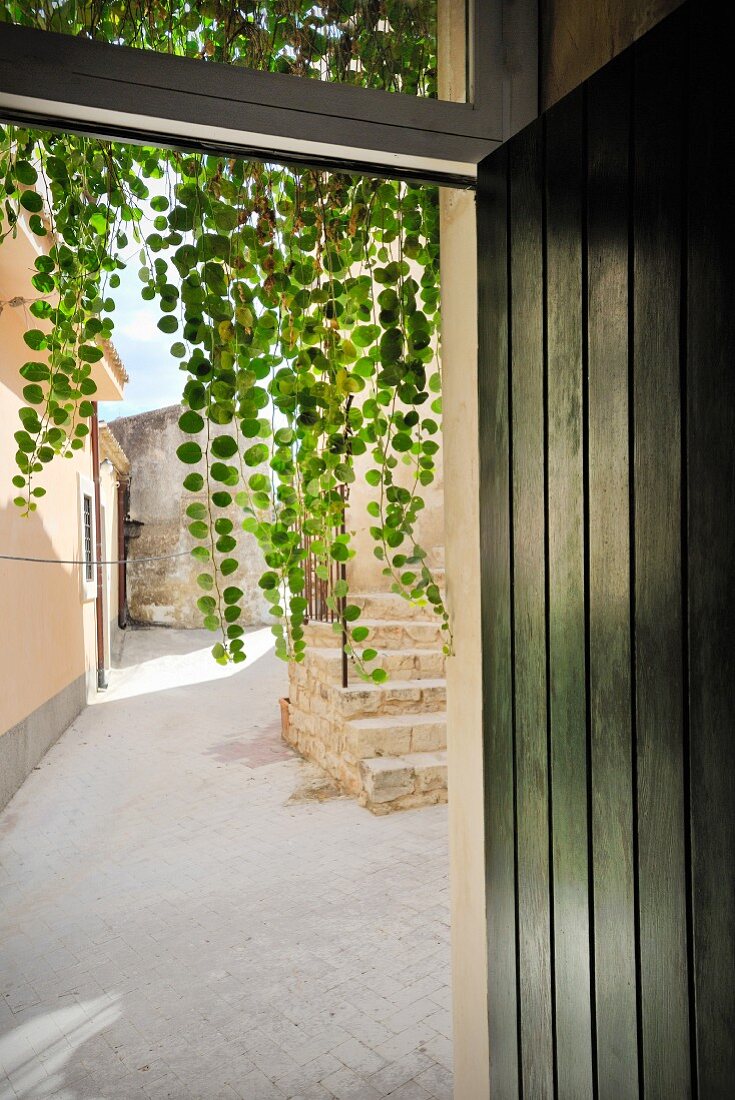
xmin=0 ymin=501 xmax=90 ymax=808
xmin=0 ymin=500 xmax=89 ymax=725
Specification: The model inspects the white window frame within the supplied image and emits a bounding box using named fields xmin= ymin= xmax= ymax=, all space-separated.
xmin=78 ymin=472 xmax=97 ymax=603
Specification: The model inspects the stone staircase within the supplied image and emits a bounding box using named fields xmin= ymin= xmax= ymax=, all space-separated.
xmin=285 ymin=552 xmax=448 ymax=814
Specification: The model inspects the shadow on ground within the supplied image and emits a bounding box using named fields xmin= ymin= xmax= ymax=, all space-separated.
xmin=0 ymin=627 xmax=451 ymax=1100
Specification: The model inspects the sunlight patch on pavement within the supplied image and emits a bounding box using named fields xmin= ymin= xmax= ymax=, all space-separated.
xmin=99 ymin=626 xmax=275 ymax=702
xmin=0 ymin=995 xmax=121 ymax=1098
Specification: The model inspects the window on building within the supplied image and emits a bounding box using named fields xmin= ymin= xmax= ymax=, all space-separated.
xmin=78 ymin=474 xmax=97 ymax=601
xmin=83 ymin=494 xmax=93 ymax=582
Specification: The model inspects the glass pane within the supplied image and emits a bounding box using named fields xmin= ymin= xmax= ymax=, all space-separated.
xmin=0 ymin=1 xmax=466 ymax=100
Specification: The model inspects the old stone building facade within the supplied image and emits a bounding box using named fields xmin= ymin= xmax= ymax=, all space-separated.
xmin=109 ymin=405 xmax=269 ymax=629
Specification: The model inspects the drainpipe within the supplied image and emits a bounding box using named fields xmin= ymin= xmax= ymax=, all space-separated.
xmin=117 ymin=474 xmax=129 ymax=629
xmin=90 ymin=405 xmax=107 ymax=690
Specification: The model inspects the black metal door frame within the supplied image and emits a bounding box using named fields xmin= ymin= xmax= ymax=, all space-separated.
xmin=0 ymin=1 xmax=538 ymax=187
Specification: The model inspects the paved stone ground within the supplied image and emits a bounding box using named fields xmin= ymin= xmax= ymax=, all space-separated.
xmin=0 ymin=628 xmax=451 ymax=1100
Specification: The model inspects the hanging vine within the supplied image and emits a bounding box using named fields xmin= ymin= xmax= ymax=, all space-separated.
xmin=0 ymin=1 xmax=450 ymax=678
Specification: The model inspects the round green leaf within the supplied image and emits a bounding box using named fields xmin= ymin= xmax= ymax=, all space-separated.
xmin=23 ymin=330 xmax=46 ymax=351
xmin=179 ymin=410 xmax=204 ymax=434
xmin=20 ymin=190 xmax=43 ymax=214
xmin=89 ymin=211 xmax=107 ymax=235
xmin=20 ymin=362 xmax=49 ymax=382
xmin=183 ymin=472 xmax=204 ymax=492
xmin=210 ymin=435 xmax=238 ymax=459
xmin=78 ymin=345 xmax=104 ymax=364
xmin=15 ymin=161 xmax=38 ymax=186
xmin=392 ymin=432 xmax=413 ymax=453
xmin=177 ymin=441 xmax=202 ymax=464
xmin=22 ymin=384 xmax=44 ymax=405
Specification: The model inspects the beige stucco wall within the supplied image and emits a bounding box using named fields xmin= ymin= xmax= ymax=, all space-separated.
xmin=0 ymin=229 xmax=97 ymax=737
xmin=346 ymin=436 xmax=445 ymax=593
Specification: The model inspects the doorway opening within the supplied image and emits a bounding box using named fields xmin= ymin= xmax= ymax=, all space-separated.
xmin=0 ymin=110 xmax=454 ymax=1096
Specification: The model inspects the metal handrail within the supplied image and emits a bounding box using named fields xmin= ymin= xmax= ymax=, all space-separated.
xmin=303 ymin=486 xmax=349 ymax=688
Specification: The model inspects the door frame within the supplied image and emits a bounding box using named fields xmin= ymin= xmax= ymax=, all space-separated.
xmin=0 ymin=5 xmax=527 ymax=1096
xmin=0 ymin=1 xmax=537 ymax=186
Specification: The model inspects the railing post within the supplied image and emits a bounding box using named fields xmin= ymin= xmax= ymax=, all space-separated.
xmin=340 ymin=486 xmax=348 ymax=689
xmin=301 ymin=484 xmax=349 ymax=688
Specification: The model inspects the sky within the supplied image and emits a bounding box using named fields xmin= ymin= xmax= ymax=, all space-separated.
xmin=98 ymin=251 xmax=184 ymax=422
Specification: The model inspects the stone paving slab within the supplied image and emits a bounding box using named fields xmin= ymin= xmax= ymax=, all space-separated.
xmin=0 ymin=628 xmax=451 ymax=1100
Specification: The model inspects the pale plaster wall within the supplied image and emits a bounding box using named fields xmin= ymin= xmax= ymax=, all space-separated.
xmin=437 ymin=2 xmax=491 ymax=1094
xmin=109 ymin=405 xmax=269 ymax=628
xmin=345 ymin=437 xmax=445 ymax=593
xmin=0 ymin=234 xmax=98 ymax=739
xmin=439 ymin=186 xmax=489 ymax=1098
xmin=343 ymin=242 xmax=445 ymax=594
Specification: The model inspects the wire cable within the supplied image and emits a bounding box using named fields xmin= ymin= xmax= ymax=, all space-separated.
xmin=0 ymin=550 xmax=192 ymax=566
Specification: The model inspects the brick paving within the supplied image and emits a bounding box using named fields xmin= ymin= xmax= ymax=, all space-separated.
xmin=0 ymin=628 xmax=451 ymax=1100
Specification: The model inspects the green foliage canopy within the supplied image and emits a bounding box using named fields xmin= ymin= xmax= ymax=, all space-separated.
xmin=0 ymin=1 xmax=450 ymax=675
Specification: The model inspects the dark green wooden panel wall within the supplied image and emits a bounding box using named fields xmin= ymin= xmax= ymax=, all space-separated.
xmin=477 ymin=3 xmax=734 ymax=1096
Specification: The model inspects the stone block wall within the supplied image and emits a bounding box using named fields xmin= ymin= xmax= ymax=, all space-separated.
xmin=285 ymin=607 xmax=448 ymax=814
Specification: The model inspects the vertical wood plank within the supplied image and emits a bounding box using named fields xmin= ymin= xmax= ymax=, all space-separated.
xmin=509 ymin=124 xmax=554 ymax=1098
xmin=586 ymin=52 xmax=639 ymax=1099
xmin=545 ymin=89 xmax=595 ymax=1099
xmin=477 ymin=148 xmax=519 ymax=1099
xmin=686 ymin=5 xmax=735 ymax=1093
xmin=632 ymin=13 xmax=692 ymax=1097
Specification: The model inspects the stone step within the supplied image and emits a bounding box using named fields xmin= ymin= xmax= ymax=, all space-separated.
xmin=339 ymin=678 xmax=446 ymax=719
xmin=349 ymin=592 xmax=440 ymax=622
xmin=309 ymin=647 xmax=446 ymax=684
xmin=303 ymin=618 xmax=445 ymax=650
xmin=348 ymin=712 xmax=447 ymax=758
xmin=359 ymin=751 xmax=448 ymax=814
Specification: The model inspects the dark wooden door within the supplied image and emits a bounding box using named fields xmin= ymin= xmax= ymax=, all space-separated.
xmin=477 ymin=4 xmax=734 ymax=1096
